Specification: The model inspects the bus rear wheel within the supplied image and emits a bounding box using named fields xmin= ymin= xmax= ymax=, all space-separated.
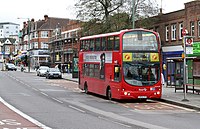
xmin=107 ymin=87 xmax=112 ymax=100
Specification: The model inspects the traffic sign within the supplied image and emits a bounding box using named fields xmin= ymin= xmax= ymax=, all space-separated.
xmin=185 ymin=37 xmax=193 ymax=46
xmin=186 ymin=47 xmax=193 ymax=54
xmin=182 ymin=29 xmax=188 ymax=36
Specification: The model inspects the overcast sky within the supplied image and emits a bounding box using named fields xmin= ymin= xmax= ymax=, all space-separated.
xmin=0 ymin=0 xmax=193 ymax=28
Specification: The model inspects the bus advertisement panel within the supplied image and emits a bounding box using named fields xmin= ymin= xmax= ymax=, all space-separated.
xmin=78 ymin=29 xmax=162 ymax=100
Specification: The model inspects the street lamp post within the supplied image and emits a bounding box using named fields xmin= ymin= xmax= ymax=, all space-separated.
xmin=1 ymin=45 xmax=5 ymax=71
xmin=18 ymin=17 xmax=31 ymax=72
xmin=132 ymin=0 xmax=135 ymax=29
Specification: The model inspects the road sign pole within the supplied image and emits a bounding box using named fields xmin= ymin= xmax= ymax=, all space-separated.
xmin=182 ymin=36 xmax=189 ymax=102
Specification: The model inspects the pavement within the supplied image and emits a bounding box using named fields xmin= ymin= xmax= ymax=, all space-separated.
xmin=23 ymin=67 xmax=200 ymax=111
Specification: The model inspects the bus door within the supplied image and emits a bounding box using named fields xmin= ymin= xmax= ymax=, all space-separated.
xmin=108 ymin=65 xmax=121 ymax=98
xmin=114 ymin=65 xmax=121 ymax=81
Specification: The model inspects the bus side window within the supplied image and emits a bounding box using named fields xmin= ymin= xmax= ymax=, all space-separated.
xmin=81 ymin=40 xmax=85 ymax=50
xmin=96 ymin=38 xmax=101 ymax=51
xmin=85 ymin=40 xmax=89 ymax=51
xmin=107 ymin=36 xmax=113 ymax=51
xmin=114 ymin=65 xmax=121 ymax=81
xmin=114 ymin=36 xmax=119 ymax=50
xmin=90 ymin=39 xmax=95 ymax=51
xmin=84 ymin=64 xmax=89 ymax=76
xmin=102 ymin=37 xmax=107 ymax=51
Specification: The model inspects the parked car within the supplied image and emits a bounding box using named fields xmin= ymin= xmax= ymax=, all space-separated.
xmin=6 ymin=63 xmax=17 ymax=71
xmin=36 ymin=66 xmax=49 ymax=76
xmin=46 ymin=68 xmax=62 ymax=79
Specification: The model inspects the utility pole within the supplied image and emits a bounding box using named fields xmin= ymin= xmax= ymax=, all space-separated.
xmin=132 ymin=0 xmax=135 ymax=29
xmin=27 ymin=19 xmax=30 ymax=72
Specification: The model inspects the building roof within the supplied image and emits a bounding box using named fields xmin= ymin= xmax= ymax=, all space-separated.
xmin=0 ymin=22 xmax=20 ymax=26
xmin=0 ymin=38 xmax=16 ymax=44
xmin=36 ymin=15 xmax=69 ymax=30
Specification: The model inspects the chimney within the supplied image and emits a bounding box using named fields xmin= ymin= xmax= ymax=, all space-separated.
xmin=158 ymin=8 xmax=163 ymax=15
xmin=44 ymin=15 xmax=48 ymax=22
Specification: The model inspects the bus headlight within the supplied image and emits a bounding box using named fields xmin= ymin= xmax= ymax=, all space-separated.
xmin=124 ymin=92 xmax=127 ymax=95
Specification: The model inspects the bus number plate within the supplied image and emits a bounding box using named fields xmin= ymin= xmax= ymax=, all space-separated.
xmin=138 ymin=96 xmax=147 ymax=99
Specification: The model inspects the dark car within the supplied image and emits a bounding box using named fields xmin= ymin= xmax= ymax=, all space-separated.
xmin=6 ymin=63 xmax=17 ymax=71
xmin=46 ymin=68 xmax=62 ymax=79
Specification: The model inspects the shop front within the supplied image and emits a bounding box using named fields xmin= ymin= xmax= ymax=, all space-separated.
xmin=29 ymin=50 xmax=50 ymax=69
xmin=186 ymin=42 xmax=200 ymax=93
xmin=162 ymin=45 xmax=183 ymax=87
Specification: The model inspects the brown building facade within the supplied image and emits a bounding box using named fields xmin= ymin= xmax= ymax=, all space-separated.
xmin=136 ymin=0 xmax=200 ymax=85
xmin=20 ymin=15 xmax=70 ymax=68
xmin=48 ymin=20 xmax=81 ymax=66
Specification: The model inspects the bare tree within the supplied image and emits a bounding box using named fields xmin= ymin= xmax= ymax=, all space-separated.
xmin=75 ymin=0 xmax=159 ymax=35
xmin=127 ymin=0 xmax=159 ymax=20
xmin=75 ymin=0 xmax=123 ymax=21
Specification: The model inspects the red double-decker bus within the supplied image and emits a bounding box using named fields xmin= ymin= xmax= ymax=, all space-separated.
xmin=78 ymin=28 xmax=162 ymax=100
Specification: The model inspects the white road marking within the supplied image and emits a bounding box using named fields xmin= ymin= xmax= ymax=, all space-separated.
xmin=98 ymin=116 xmax=131 ymax=128
xmin=0 ymin=97 xmax=52 ymax=129
xmin=159 ymin=101 xmax=196 ymax=112
xmin=64 ymin=100 xmax=168 ymax=129
xmin=69 ymin=105 xmax=85 ymax=113
xmin=32 ymin=88 xmax=39 ymax=91
xmin=51 ymin=97 xmax=63 ymax=104
xmin=40 ymin=92 xmax=49 ymax=97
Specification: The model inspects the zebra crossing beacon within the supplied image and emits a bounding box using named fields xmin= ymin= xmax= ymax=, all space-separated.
xmin=78 ymin=29 xmax=162 ymax=100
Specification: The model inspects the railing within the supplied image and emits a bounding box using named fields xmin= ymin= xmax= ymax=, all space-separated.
xmin=49 ymin=34 xmax=66 ymax=43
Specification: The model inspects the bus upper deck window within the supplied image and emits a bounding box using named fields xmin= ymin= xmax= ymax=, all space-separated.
xmin=114 ymin=36 xmax=119 ymax=50
xmin=102 ymin=37 xmax=107 ymax=51
xmin=96 ymin=38 xmax=101 ymax=51
xmin=85 ymin=40 xmax=89 ymax=50
xmin=138 ymin=31 xmax=143 ymax=40
xmin=81 ymin=40 xmax=85 ymax=50
xmin=107 ymin=36 xmax=114 ymax=51
xmin=89 ymin=39 xmax=95 ymax=51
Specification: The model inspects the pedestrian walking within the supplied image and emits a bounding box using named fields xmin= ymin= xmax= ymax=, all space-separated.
xmin=58 ymin=63 xmax=61 ymax=72
xmin=62 ymin=64 xmax=65 ymax=74
xmin=67 ymin=63 xmax=70 ymax=74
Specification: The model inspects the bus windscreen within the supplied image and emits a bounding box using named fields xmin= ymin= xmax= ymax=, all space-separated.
xmin=123 ymin=62 xmax=160 ymax=86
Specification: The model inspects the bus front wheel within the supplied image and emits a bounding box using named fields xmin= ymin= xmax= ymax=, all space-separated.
xmin=107 ymin=87 xmax=112 ymax=100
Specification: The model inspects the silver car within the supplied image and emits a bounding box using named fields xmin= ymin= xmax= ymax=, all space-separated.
xmin=46 ymin=68 xmax=62 ymax=79
xmin=6 ymin=63 xmax=17 ymax=71
xmin=36 ymin=66 xmax=49 ymax=76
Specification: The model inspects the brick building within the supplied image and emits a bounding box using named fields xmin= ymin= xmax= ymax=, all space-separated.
xmin=0 ymin=38 xmax=17 ymax=62
xmin=48 ymin=20 xmax=81 ymax=66
xmin=20 ymin=15 xmax=70 ymax=68
xmin=137 ymin=0 xmax=200 ymax=85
